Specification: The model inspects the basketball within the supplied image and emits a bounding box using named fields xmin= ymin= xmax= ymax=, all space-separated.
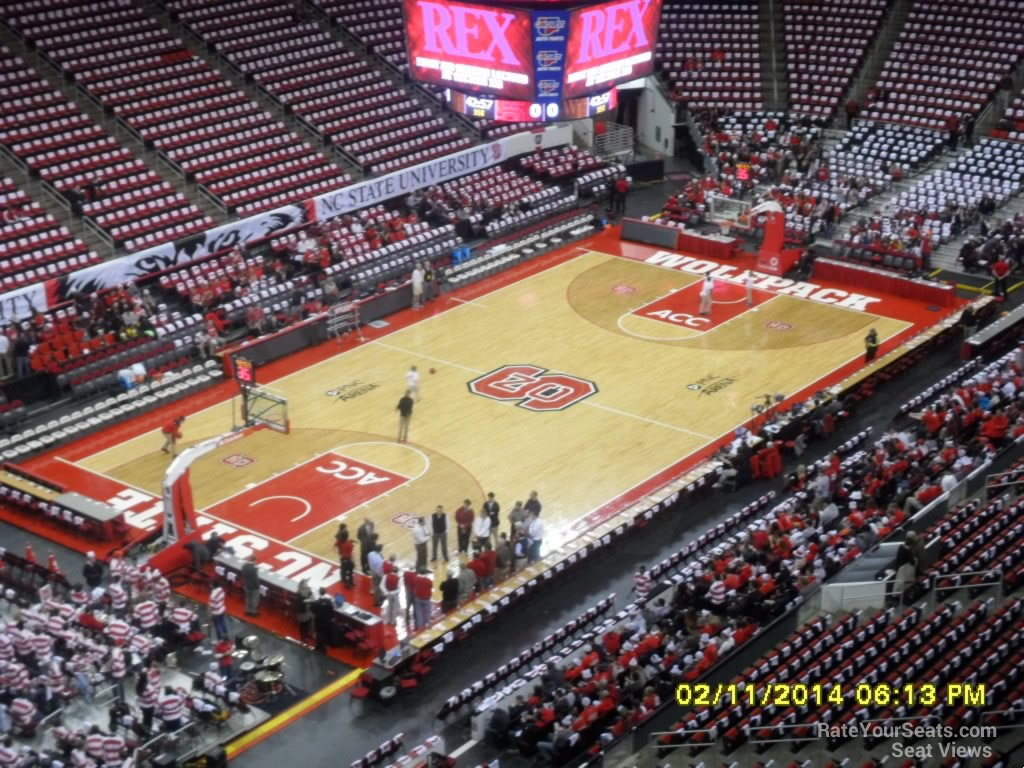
xmin=429 ymin=368 xmax=436 ymax=374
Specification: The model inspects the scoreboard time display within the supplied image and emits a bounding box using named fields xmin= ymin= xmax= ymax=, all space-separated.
xmin=404 ymin=0 xmax=661 ymax=115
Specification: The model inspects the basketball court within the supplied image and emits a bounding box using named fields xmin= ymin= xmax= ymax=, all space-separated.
xmin=27 ymin=230 xmax=952 ymax=639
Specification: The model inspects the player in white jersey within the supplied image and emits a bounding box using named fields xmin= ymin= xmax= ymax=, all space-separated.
xmin=699 ymin=275 xmax=714 ymax=316
xmin=405 ymin=365 xmax=421 ymax=402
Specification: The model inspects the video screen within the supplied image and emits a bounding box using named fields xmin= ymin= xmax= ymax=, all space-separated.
xmin=404 ymin=0 xmax=535 ymax=100
xmin=563 ymin=0 xmax=662 ymax=98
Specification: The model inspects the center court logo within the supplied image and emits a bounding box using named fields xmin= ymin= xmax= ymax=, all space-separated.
xmin=469 ymin=364 xmax=597 ymax=411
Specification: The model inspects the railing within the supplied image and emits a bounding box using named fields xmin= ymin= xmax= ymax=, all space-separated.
xmin=594 ymin=122 xmax=633 ymax=159
xmin=986 ymin=467 xmax=1024 ymax=496
xmin=933 ymin=568 xmax=1004 ymax=596
xmin=132 ymin=721 xmax=195 ymax=767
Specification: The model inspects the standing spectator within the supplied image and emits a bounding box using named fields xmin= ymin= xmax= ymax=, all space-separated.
xmin=412 ymin=517 xmax=429 ymax=571
xmin=962 ymin=113 xmax=976 ymax=148
xmin=440 ymin=569 xmax=459 ymax=612
xmin=482 ymin=492 xmax=501 ymax=546
xmin=495 ymin=533 xmax=513 ymax=580
xmin=368 ymin=543 xmax=385 ymax=605
xmin=633 ymin=565 xmax=652 ymax=601
xmin=0 ymin=327 xmax=10 ymax=379
xmin=844 ymin=98 xmax=860 ymax=128
xmin=423 ymin=261 xmax=436 ymax=302
xmin=430 ymin=505 xmax=449 ymax=562
xmin=864 ymin=328 xmax=879 ymax=363
xmin=335 ymin=525 xmax=355 ymax=588
xmin=455 ymin=499 xmax=475 ymax=555
xmin=945 ymin=114 xmax=960 ymax=150
xmin=402 ymin=566 xmax=417 ymax=625
xmin=822 ymin=202 xmax=836 ymax=240
xmin=311 ymin=588 xmax=335 ymax=652
xmin=157 ymin=692 xmax=186 ymax=733
xmin=411 ymin=262 xmax=425 ymax=309
xmin=208 ymin=582 xmax=228 ymax=641
xmin=13 ymin=332 xmax=30 ymax=379
xmin=472 ymin=508 xmax=492 ymax=550
xmin=295 ymin=579 xmax=314 ymax=644
xmin=109 ymin=647 xmax=128 ymax=703
xmin=397 ymin=390 xmax=414 ymax=442
xmin=413 ymin=569 xmax=433 ymax=630
xmin=82 ymin=551 xmax=104 ymax=590
xmin=508 ymin=500 xmax=527 ymax=536
xmin=357 ymin=518 xmax=375 ymax=573
xmin=614 ymin=176 xmax=629 ymax=217
xmin=241 ymin=555 xmax=261 ymax=616
xmin=606 ymin=177 xmax=619 ymax=214
xmin=991 ymin=255 xmax=1010 ymax=299
xmin=524 ymin=491 xmax=542 ymax=517
xmin=526 ymin=512 xmax=544 ymax=563
xmin=383 ymin=565 xmax=401 ymax=625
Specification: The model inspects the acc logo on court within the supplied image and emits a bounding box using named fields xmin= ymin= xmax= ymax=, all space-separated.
xmin=468 ymin=365 xmax=597 ymax=412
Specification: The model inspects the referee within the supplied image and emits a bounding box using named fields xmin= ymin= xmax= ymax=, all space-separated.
xmin=397 ymin=390 xmax=414 ymax=443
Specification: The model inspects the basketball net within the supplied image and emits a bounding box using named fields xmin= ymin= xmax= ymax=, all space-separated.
xmin=719 ymin=219 xmax=734 ymax=236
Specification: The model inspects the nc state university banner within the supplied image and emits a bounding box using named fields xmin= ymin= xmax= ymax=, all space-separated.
xmin=312 ymin=141 xmax=507 ymax=222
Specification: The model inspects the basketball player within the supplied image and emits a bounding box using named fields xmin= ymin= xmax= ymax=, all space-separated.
xmin=406 ymin=365 xmax=421 ymax=402
xmin=746 ymin=272 xmax=755 ymax=306
xmin=161 ymin=416 xmax=185 ymax=456
xmin=699 ymin=275 xmax=714 ymax=316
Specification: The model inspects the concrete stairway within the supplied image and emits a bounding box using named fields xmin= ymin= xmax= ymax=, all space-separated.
xmin=141 ymin=0 xmax=362 ymax=184
xmin=299 ymin=0 xmax=481 ymax=150
xmin=759 ymin=0 xmax=788 ymax=111
xmin=843 ymin=0 xmax=915 ymax=108
xmin=931 ymin=194 xmax=1024 ymax=276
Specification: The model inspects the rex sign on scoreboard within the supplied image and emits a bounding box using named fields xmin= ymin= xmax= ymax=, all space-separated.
xmin=403 ymin=0 xmax=661 ymax=102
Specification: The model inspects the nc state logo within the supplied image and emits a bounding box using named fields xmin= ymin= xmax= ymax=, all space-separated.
xmin=491 ymin=144 xmax=502 ymax=161
xmin=534 ymin=16 xmax=566 ymax=37
xmin=536 ymin=50 xmax=563 ymax=67
xmin=468 ymin=365 xmax=597 ymax=412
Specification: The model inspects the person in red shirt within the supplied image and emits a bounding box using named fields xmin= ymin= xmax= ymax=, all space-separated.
xmin=612 ymin=176 xmax=630 ymax=218
xmin=480 ymin=543 xmax=497 ymax=587
xmin=335 ymin=530 xmax=354 ymax=589
xmin=161 ymin=416 xmax=185 ymax=456
xmin=412 ymin=570 xmax=433 ymax=630
xmin=454 ymin=500 xmax=474 ymax=555
xmin=467 ymin=552 xmax=486 ymax=588
xmin=992 ymin=257 xmax=1011 ymax=299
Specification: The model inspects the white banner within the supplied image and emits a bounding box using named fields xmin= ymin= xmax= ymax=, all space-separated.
xmin=54 ymin=202 xmax=310 ymax=300
xmin=313 ymin=142 xmax=507 ymax=221
xmin=0 ymin=281 xmax=52 ymax=323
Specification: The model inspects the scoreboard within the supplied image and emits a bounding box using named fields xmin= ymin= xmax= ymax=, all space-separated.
xmin=448 ymin=87 xmax=618 ymax=123
xmin=404 ymin=0 xmax=661 ymax=121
